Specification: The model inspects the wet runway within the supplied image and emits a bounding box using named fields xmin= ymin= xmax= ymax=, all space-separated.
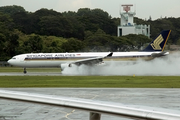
xmin=0 ymin=72 xmax=63 ymax=76
xmin=0 ymin=88 xmax=180 ymax=120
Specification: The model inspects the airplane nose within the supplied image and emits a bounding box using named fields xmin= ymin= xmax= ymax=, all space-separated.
xmin=7 ymin=59 xmax=12 ymax=64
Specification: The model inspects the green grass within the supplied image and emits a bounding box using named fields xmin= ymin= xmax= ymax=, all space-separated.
xmin=0 ymin=76 xmax=180 ymax=88
xmin=1 ymin=67 xmax=180 ymax=88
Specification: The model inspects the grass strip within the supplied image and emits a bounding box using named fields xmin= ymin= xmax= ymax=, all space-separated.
xmin=0 ymin=76 xmax=180 ymax=88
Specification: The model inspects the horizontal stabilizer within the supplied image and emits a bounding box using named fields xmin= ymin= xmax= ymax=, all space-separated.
xmin=151 ymin=52 xmax=169 ymax=57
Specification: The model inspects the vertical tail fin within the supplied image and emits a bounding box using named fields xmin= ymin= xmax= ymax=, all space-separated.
xmin=142 ymin=30 xmax=171 ymax=52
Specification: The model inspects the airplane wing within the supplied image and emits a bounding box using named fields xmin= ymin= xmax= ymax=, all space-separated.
xmin=69 ymin=52 xmax=113 ymax=66
xmin=0 ymin=90 xmax=180 ymax=120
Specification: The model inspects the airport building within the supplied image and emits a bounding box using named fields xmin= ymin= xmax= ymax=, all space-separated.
xmin=117 ymin=4 xmax=150 ymax=38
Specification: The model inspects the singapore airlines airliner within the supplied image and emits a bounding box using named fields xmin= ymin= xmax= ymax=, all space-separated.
xmin=8 ymin=30 xmax=171 ymax=73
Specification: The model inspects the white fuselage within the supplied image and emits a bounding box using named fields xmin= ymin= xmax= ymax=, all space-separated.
xmin=7 ymin=51 xmax=167 ymax=68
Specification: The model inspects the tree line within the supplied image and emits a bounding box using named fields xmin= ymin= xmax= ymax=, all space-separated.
xmin=0 ymin=5 xmax=180 ymax=61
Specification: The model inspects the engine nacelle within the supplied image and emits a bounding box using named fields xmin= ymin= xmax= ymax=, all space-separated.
xmin=60 ymin=63 xmax=72 ymax=70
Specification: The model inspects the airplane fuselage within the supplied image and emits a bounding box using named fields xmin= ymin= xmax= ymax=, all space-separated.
xmin=7 ymin=51 xmax=167 ymax=68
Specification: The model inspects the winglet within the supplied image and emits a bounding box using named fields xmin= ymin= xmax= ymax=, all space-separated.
xmin=106 ymin=52 xmax=113 ymax=57
xmin=142 ymin=30 xmax=171 ymax=52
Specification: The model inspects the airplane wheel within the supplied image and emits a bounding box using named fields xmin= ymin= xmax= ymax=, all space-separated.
xmin=24 ymin=71 xmax=27 ymax=74
xmin=23 ymin=68 xmax=27 ymax=74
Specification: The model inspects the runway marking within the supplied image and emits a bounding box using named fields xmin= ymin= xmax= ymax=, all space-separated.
xmin=91 ymin=95 xmax=99 ymax=99
xmin=65 ymin=110 xmax=75 ymax=120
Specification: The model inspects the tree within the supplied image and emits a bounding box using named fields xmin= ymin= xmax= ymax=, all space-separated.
xmin=5 ymin=34 xmax=19 ymax=56
xmin=23 ymin=35 xmax=43 ymax=53
xmin=0 ymin=33 xmax=6 ymax=56
xmin=148 ymin=16 xmax=152 ymax=21
xmin=65 ymin=16 xmax=85 ymax=40
xmin=61 ymin=38 xmax=84 ymax=52
xmin=84 ymin=29 xmax=132 ymax=52
xmin=0 ymin=12 xmax=14 ymax=33
xmin=34 ymin=8 xmax=62 ymax=17
xmin=176 ymin=38 xmax=180 ymax=45
xmin=42 ymin=37 xmax=65 ymax=53
xmin=124 ymin=34 xmax=151 ymax=50
xmin=39 ymin=15 xmax=73 ymax=37
xmin=77 ymin=8 xmax=116 ymax=35
xmin=0 ymin=5 xmax=26 ymax=15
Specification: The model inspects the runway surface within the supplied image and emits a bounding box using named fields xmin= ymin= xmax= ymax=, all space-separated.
xmin=0 ymin=72 xmax=63 ymax=76
xmin=0 ymin=88 xmax=180 ymax=120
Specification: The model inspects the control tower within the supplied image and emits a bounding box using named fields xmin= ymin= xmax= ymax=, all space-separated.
xmin=117 ymin=4 xmax=150 ymax=37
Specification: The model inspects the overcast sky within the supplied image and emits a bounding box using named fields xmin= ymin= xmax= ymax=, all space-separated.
xmin=1 ymin=0 xmax=180 ymax=20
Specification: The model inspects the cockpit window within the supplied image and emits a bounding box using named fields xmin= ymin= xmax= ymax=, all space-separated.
xmin=12 ymin=57 xmax=16 ymax=59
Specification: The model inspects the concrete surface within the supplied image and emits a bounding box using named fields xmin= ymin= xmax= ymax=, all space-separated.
xmin=0 ymin=88 xmax=180 ymax=120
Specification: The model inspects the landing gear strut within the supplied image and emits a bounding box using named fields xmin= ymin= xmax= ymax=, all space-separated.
xmin=23 ymin=68 xmax=27 ymax=74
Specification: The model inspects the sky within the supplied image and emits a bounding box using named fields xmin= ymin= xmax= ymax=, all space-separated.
xmin=1 ymin=0 xmax=180 ymax=20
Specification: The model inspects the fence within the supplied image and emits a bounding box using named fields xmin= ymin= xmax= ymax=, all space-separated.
xmin=0 ymin=61 xmax=11 ymax=67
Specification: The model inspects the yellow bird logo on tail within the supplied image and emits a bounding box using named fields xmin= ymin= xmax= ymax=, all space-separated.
xmin=151 ymin=34 xmax=164 ymax=50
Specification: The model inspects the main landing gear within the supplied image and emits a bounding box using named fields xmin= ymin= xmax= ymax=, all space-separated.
xmin=23 ymin=68 xmax=27 ymax=74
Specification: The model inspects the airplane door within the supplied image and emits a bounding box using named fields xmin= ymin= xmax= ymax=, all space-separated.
xmin=20 ymin=57 xmax=26 ymax=65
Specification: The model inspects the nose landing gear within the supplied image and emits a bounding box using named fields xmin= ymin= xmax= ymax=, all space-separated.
xmin=23 ymin=68 xmax=27 ymax=74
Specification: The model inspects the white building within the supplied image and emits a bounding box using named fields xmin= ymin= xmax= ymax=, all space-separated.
xmin=117 ymin=5 xmax=150 ymax=37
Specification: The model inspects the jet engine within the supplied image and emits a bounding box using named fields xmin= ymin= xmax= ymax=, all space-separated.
xmin=60 ymin=63 xmax=72 ymax=70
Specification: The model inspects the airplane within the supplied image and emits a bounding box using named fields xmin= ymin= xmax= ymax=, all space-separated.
xmin=7 ymin=30 xmax=171 ymax=74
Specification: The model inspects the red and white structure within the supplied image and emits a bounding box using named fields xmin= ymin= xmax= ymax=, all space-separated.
xmin=117 ymin=4 xmax=150 ymax=38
